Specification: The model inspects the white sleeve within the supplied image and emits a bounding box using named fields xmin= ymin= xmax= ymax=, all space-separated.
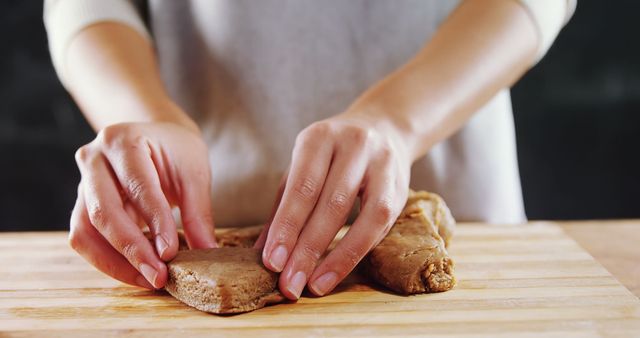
xmin=516 ymin=0 xmax=577 ymax=62
xmin=43 ymin=0 xmax=152 ymax=88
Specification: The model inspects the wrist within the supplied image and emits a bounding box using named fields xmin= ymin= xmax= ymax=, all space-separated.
xmin=80 ymin=93 xmax=201 ymax=136
xmin=134 ymin=98 xmax=201 ymax=136
xmin=341 ymin=105 xmax=421 ymax=164
xmin=100 ymin=95 xmax=200 ymax=135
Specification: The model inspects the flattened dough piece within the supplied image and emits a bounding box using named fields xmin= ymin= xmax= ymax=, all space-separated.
xmin=216 ymin=225 xmax=263 ymax=248
xmin=165 ymin=247 xmax=284 ymax=314
xmin=146 ymin=225 xmax=263 ymax=251
xmin=363 ymin=190 xmax=456 ymax=294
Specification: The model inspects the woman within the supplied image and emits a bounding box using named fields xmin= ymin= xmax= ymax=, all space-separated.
xmin=45 ymin=0 xmax=575 ymax=300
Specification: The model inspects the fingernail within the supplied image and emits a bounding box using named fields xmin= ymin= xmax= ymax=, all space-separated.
xmin=287 ymin=271 xmax=307 ymax=299
xmin=155 ymin=236 xmax=169 ymax=258
xmin=139 ymin=263 xmax=158 ymax=288
xmin=135 ymin=274 xmax=155 ymax=289
xmin=269 ymin=245 xmax=288 ymax=272
xmin=310 ymin=272 xmax=338 ymax=296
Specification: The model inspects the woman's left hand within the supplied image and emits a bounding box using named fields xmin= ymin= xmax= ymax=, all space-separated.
xmin=257 ymin=111 xmax=413 ymax=300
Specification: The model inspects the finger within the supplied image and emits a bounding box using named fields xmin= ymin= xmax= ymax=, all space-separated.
xmin=76 ymin=147 xmax=167 ymax=288
xmin=255 ymin=168 xmax=288 ymax=250
xmin=263 ymin=127 xmax=333 ymax=272
xmin=279 ymin=149 xmax=367 ymax=299
xmin=102 ymin=140 xmax=178 ymax=261
xmin=308 ymin=163 xmax=405 ymax=296
xmin=123 ymin=200 xmax=145 ymax=229
xmin=69 ymin=183 xmax=154 ymax=289
xmin=175 ymin=158 xmax=217 ymax=249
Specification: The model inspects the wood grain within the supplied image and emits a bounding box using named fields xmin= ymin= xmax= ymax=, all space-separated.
xmin=1 ymin=222 xmax=639 ymax=337
xmin=560 ymin=220 xmax=640 ymax=298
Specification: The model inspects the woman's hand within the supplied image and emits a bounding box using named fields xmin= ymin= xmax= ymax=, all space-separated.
xmin=259 ymin=111 xmax=413 ymax=299
xmin=257 ymin=0 xmax=542 ymax=299
xmin=69 ymin=121 xmax=217 ymax=289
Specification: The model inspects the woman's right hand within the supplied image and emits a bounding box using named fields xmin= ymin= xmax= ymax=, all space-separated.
xmin=69 ymin=121 xmax=217 ymax=289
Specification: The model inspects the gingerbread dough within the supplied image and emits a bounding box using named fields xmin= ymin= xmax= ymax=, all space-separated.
xmin=163 ymin=225 xmax=282 ymax=314
xmin=215 ymin=225 xmax=263 ymax=248
xmin=153 ymin=225 xmax=262 ymax=251
xmin=165 ymin=247 xmax=284 ymax=314
xmin=163 ymin=191 xmax=455 ymax=314
xmin=363 ymin=190 xmax=456 ymax=294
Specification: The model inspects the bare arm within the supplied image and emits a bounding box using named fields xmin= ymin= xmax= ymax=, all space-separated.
xmin=63 ymin=23 xmax=217 ymax=290
xmin=65 ymin=22 xmax=197 ymax=132
xmin=347 ymin=0 xmax=538 ymax=161
xmin=263 ymin=0 xmax=543 ymax=299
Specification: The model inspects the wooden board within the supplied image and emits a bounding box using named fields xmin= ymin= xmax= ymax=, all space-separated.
xmin=1 ymin=222 xmax=639 ymax=337
xmin=560 ymin=220 xmax=640 ymax=298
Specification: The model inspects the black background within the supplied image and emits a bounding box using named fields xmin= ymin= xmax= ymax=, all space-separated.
xmin=1 ymin=2 xmax=638 ymax=231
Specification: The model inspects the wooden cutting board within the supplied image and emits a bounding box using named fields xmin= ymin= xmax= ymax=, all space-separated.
xmin=1 ymin=222 xmax=639 ymax=337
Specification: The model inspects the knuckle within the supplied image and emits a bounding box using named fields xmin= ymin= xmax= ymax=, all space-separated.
xmin=327 ymin=190 xmax=351 ymax=216
xmin=144 ymin=211 xmax=163 ymax=230
xmin=97 ymin=125 xmax=123 ymax=147
xmin=298 ymin=243 xmax=322 ymax=262
xmin=372 ymin=197 xmax=395 ymax=224
xmin=124 ymin=177 xmax=146 ymax=202
xmin=74 ymin=145 xmax=91 ymax=164
xmin=86 ymin=202 xmax=108 ymax=230
xmin=297 ymin=122 xmax=331 ymax=145
xmin=68 ymin=229 xmax=82 ymax=251
xmin=127 ymin=134 xmax=148 ymax=151
xmin=377 ymin=144 xmax=394 ymax=162
xmin=344 ymin=125 xmax=375 ymax=147
xmin=340 ymin=245 xmax=363 ymax=269
xmin=98 ymin=124 xmax=143 ymax=150
xmin=122 ymin=179 xmax=168 ymax=223
xmin=351 ymin=126 xmax=370 ymax=143
xmin=276 ymin=215 xmax=301 ymax=241
xmin=75 ymin=144 xmax=104 ymax=172
xmin=292 ymin=177 xmax=320 ymax=201
xmin=120 ymin=240 xmax=139 ymax=262
xmin=307 ymin=121 xmax=332 ymax=137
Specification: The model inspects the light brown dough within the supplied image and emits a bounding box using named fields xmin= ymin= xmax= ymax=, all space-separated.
xmin=164 ymin=191 xmax=455 ymax=314
xmin=164 ymin=225 xmax=280 ymax=314
xmin=165 ymin=247 xmax=284 ymax=314
xmin=215 ymin=225 xmax=263 ymax=248
xmin=145 ymin=225 xmax=264 ymax=251
xmin=363 ymin=190 xmax=456 ymax=294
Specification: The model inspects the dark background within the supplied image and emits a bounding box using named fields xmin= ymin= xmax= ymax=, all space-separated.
xmin=1 ymin=2 xmax=638 ymax=231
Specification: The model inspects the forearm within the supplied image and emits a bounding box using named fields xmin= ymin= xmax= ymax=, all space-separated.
xmin=65 ymin=22 xmax=198 ymax=133
xmin=345 ymin=0 xmax=538 ymax=161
